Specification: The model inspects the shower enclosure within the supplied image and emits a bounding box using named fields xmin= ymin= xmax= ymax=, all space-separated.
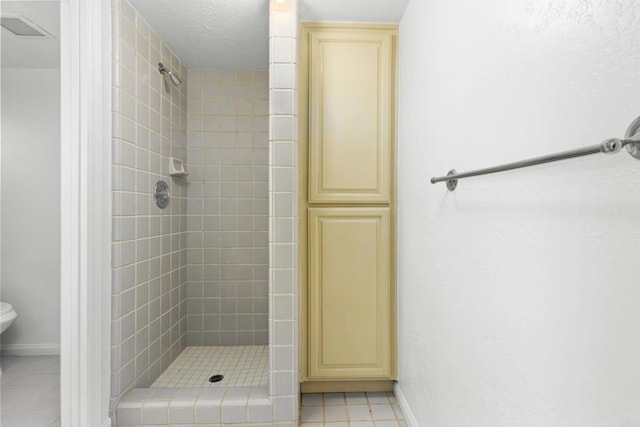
xmin=110 ymin=0 xmax=298 ymax=424
xmin=152 ymin=66 xmax=270 ymax=389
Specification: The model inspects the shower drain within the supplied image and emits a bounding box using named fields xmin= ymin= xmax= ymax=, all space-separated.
xmin=208 ymin=374 xmax=224 ymax=383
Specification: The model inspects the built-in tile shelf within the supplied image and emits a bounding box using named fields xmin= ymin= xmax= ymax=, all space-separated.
xmin=168 ymin=157 xmax=189 ymax=177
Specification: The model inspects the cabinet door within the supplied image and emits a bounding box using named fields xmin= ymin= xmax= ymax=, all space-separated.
xmin=307 ymin=207 xmax=391 ymax=379
xmin=308 ymin=29 xmax=393 ymax=203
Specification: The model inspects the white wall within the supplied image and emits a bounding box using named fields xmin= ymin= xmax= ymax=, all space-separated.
xmin=1 ymin=68 xmax=61 ymax=354
xmin=397 ymin=1 xmax=640 ymax=426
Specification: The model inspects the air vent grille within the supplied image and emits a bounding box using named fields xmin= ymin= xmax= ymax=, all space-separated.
xmin=1 ymin=16 xmax=51 ymax=38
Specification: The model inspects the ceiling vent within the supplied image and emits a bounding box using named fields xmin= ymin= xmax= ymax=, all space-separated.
xmin=1 ymin=14 xmax=53 ymax=38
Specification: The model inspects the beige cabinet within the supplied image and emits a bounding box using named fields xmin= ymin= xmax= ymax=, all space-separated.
xmin=307 ymin=28 xmax=393 ymax=203
xmin=307 ymin=208 xmax=391 ymax=379
xmin=300 ymin=24 xmax=397 ymax=392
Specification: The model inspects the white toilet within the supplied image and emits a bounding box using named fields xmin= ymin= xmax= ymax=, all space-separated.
xmin=0 ymin=302 xmax=17 ymax=334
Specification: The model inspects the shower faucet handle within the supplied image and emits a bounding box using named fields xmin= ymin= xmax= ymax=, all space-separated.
xmin=154 ymin=180 xmax=170 ymax=209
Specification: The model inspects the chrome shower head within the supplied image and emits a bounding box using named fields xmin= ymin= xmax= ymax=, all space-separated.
xmin=158 ymin=62 xmax=182 ymax=87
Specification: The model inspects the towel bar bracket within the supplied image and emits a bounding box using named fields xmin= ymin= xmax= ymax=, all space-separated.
xmin=625 ymin=115 xmax=640 ymax=159
xmin=446 ymin=169 xmax=458 ymax=191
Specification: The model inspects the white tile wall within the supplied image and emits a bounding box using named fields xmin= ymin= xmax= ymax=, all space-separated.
xmin=185 ymin=69 xmax=270 ymax=346
xmin=268 ymin=0 xmax=300 ymax=424
xmin=111 ymin=0 xmax=188 ymax=409
xmin=113 ymin=0 xmax=300 ymax=424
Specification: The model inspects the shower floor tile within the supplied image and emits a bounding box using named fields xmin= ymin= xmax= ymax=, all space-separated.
xmin=151 ymin=345 xmax=268 ymax=388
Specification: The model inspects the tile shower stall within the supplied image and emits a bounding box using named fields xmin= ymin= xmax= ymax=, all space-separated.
xmin=110 ymin=0 xmax=299 ymax=425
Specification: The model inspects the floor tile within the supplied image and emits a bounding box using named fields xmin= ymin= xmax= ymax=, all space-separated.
xmin=1 ymin=356 xmax=59 ymax=375
xmin=391 ymin=402 xmax=405 ymax=419
xmin=323 ymin=392 xmax=346 ymax=405
xmin=386 ymin=391 xmax=397 ymax=404
xmin=370 ymin=403 xmax=396 ymax=421
xmin=300 ymin=391 xmax=405 ymax=426
xmin=347 ymin=404 xmax=372 ymax=421
xmin=302 ymin=393 xmax=323 ymax=405
xmin=346 ymin=392 xmax=367 ymax=404
xmin=1 ymin=411 xmax=60 ymax=427
xmin=0 ymin=355 xmax=61 ymax=427
xmin=366 ymin=391 xmax=390 ymax=404
xmin=3 ymin=397 xmax=59 ymax=413
xmin=1 ymin=373 xmax=60 ymax=386
xmin=301 ymin=405 xmax=324 ymax=422
xmin=2 ymin=383 xmax=59 ymax=399
xmin=324 ymin=404 xmax=348 ymax=421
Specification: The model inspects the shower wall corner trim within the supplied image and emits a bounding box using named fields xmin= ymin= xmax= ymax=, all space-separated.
xmin=266 ymin=0 xmax=300 ymax=423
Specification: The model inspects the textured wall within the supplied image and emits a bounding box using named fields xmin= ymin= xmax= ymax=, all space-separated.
xmin=185 ymin=69 xmax=270 ymax=346
xmin=110 ymin=0 xmax=188 ymax=405
xmin=1 ymin=68 xmax=61 ymax=354
xmin=397 ymin=1 xmax=640 ymax=426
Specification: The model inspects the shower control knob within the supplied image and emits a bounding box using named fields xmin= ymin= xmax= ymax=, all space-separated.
xmin=154 ymin=180 xmax=170 ymax=209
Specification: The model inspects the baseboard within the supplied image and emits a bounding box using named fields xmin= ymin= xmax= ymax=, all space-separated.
xmin=301 ymin=380 xmax=394 ymax=393
xmin=0 ymin=343 xmax=60 ymax=356
xmin=393 ymin=382 xmax=419 ymax=427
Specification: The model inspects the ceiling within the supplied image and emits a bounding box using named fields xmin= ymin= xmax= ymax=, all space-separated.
xmin=0 ymin=0 xmax=410 ymax=70
xmin=300 ymin=0 xmax=409 ymax=23
xmin=130 ymin=0 xmax=409 ymax=70
xmin=1 ymin=1 xmax=60 ymax=68
xmin=129 ymin=0 xmax=270 ymax=70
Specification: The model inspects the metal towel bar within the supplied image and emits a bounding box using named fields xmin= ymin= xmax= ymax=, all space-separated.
xmin=431 ymin=115 xmax=640 ymax=191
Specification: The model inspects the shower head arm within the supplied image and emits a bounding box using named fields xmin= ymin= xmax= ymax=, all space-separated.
xmin=158 ymin=62 xmax=169 ymax=75
xmin=158 ymin=62 xmax=182 ymax=87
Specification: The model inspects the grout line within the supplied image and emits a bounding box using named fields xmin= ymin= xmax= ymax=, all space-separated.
xmin=300 ymin=391 xmax=406 ymax=425
xmin=151 ymin=345 xmax=268 ymax=387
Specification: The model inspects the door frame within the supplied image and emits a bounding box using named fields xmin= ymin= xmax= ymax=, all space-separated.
xmin=60 ymin=0 xmax=112 ymax=425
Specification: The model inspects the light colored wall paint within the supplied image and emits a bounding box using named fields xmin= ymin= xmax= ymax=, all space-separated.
xmin=1 ymin=68 xmax=61 ymax=353
xmin=185 ymin=69 xmax=270 ymax=346
xmin=110 ymin=0 xmax=188 ymax=406
xmin=0 ymin=2 xmax=60 ymax=68
xmin=397 ymin=1 xmax=640 ymax=426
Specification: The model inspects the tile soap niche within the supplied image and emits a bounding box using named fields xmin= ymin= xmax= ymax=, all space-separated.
xmin=169 ymin=156 xmax=189 ymax=177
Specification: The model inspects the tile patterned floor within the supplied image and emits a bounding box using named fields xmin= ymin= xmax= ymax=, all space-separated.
xmin=0 ymin=355 xmax=60 ymax=426
xmin=300 ymin=392 xmax=406 ymax=426
xmin=151 ymin=345 xmax=268 ymax=387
